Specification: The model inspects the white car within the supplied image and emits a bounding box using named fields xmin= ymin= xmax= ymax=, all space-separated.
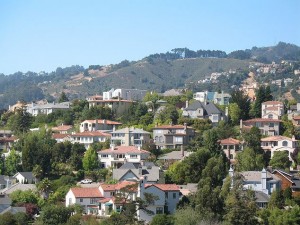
xmin=80 ymin=179 xmax=92 ymax=184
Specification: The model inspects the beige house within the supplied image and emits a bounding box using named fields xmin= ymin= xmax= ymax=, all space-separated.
xmin=261 ymin=101 xmax=284 ymax=119
xmin=241 ymin=118 xmax=281 ymax=136
xmin=153 ymin=124 xmax=195 ymax=149
xmin=220 ymin=138 xmax=241 ymax=163
xmin=110 ymin=127 xmax=151 ymax=147
xmin=80 ymin=119 xmax=122 ymax=132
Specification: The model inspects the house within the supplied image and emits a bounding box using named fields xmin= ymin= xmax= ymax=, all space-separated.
xmin=261 ymin=101 xmax=284 ymax=119
xmin=158 ymin=147 xmax=192 ymax=169
xmin=26 ymin=102 xmax=70 ymax=116
xmin=0 ymin=175 xmax=15 ymax=190
xmin=0 ymin=130 xmax=14 ymax=151
xmin=229 ymin=168 xmax=281 ymax=208
xmin=80 ymin=119 xmax=122 ymax=132
xmin=65 ymin=178 xmax=181 ymax=223
xmin=98 ymin=146 xmax=150 ymax=168
xmin=13 ymin=172 xmax=37 ymax=184
xmin=71 ymin=131 xmax=111 ymax=149
xmin=220 ymin=138 xmax=241 ymax=163
xmin=103 ymin=88 xmax=147 ymax=101
xmin=193 ymin=91 xmax=231 ymax=105
xmin=182 ymin=101 xmax=227 ymax=124
xmin=153 ymin=124 xmax=195 ymax=149
xmin=110 ymin=127 xmax=151 ymax=147
xmin=261 ymin=136 xmax=298 ymax=161
xmin=52 ymin=133 xmax=71 ymax=143
xmin=241 ymin=118 xmax=281 ymax=136
xmin=51 ymin=124 xmax=73 ymax=134
xmin=272 ymin=169 xmax=300 ymax=197
xmin=87 ymin=97 xmax=134 ymax=116
xmin=112 ymin=162 xmax=164 ymax=184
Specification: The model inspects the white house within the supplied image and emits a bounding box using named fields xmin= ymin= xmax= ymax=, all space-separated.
xmin=71 ymin=131 xmax=111 ymax=149
xmin=26 ymin=102 xmax=70 ymax=116
xmin=261 ymin=135 xmax=298 ymax=161
xmin=13 ymin=172 xmax=36 ymax=184
xmin=98 ymin=146 xmax=150 ymax=168
xmin=80 ymin=119 xmax=122 ymax=133
xmin=65 ymin=178 xmax=180 ymax=223
xmin=103 ymin=88 xmax=147 ymax=101
xmin=261 ymin=101 xmax=284 ymax=119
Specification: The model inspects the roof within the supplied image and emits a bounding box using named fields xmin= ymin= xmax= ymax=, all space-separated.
xmin=184 ymin=101 xmax=224 ymax=115
xmin=72 ymin=131 xmax=111 ymax=137
xmin=87 ymin=99 xmax=134 ymax=103
xmin=262 ymin=101 xmax=283 ymax=105
xmin=153 ymin=125 xmax=193 ymax=129
xmin=113 ymin=162 xmax=160 ymax=182
xmin=99 ymin=146 xmax=150 ymax=154
xmin=261 ymin=135 xmax=294 ymax=142
xmin=255 ymin=191 xmax=270 ymax=203
xmin=14 ymin=172 xmax=35 ymax=181
xmin=52 ymin=133 xmax=70 ymax=139
xmin=70 ymin=187 xmax=102 ymax=198
xmin=220 ymin=138 xmax=240 ymax=145
xmin=3 ymin=183 xmax=37 ymax=194
xmin=110 ymin=127 xmax=150 ymax=135
xmin=145 ymin=184 xmax=180 ymax=191
xmin=100 ymin=181 xmax=137 ymax=191
xmin=264 ymin=106 xmax=281 ymax=111
xmin=52 ymin=125 xmax=73 ymax=131
xmin=81 ymin=119 xmax=122 ymax=125
xmin=0 ymin=206 xmax=26 ymax=215
xmin=243 ymin=118 xmax=281 ymax=123
xmin=158 ymin=150 xmax=192 ymax=160
xmin=241 ymin=171 xmax=280 ymax=182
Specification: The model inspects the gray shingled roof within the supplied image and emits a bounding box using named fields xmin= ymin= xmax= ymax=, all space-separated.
xmin=158 ymin=151 xmax=192 ymax=160
xmin=14 ymin=172 xmax=35 ymax=181
xmin=0 ymin=206 xmax=26 ymax=215
xmin=255 ymin=191 xmax=270 ymax=203
xmin=184 ymin=101 xmax=224 ymax=115
xmin=113 ymin=162 xmax=160 ymax=182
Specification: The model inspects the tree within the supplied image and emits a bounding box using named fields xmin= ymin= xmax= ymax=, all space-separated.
xmin=82 ymin=146 xmax=99 ymax=171
xmin=58 ymin=91 xmax=69 ymax=102
xmin=10 ymin=190 xmax=40 ymax=205
xmin=236 ymin=147 xmax=264 ymax=171
xmin=269 ymin=151 xmax=292 ymax=170
xmin=223 ymin=174 xmax=257 ymax=225
xmin=268 ymin=190 xmax=284 ymax=209
xmin=151 ymin=214 xmax=174 ymax=225
xmin=0 ymin=212 xmax=16 ymax=225
xmin=228 ymin=103 xmax=242 ymax=125
xmin=38 ymin=204 xmax=73 ymax=225
xmin=174 ymin=207 xmax=202 ymax=225
xmin=230 ymin=89 xmax=250 ymax=120
xmin=38 ymin=178 xmax=52 ymax=199
xmin=251 ymin=86 xmax=273 ymax=118
xmin=203 ymin=129 xmax=221 ymax=155
xmin=7 ymin=107 xmax=33 ymax=134
xmin=4 ymin=149 xmax=21 ymax=176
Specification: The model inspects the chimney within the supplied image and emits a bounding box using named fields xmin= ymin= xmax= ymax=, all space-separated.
xmin=181 ymin=145 xmax=184 ymax=157
xmin=240 ymin=119 xmax=243 ymax=129
xmin=185 ymin=100 xmax=189 ymax=108
xmin=225 ymin=107 xmax=229 ymax=117
xmin=261 ymin=168 xmax=267 ymax=194
xmin=110 ymin=144 xmax=115 ymax=151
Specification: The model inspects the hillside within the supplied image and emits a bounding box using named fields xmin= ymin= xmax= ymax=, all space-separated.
xmin=0 ymin=42 xmax=300 ymax=109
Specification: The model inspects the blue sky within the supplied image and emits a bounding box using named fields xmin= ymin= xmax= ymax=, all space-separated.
xmin=0 ymin=0 xmax=299 ymax=74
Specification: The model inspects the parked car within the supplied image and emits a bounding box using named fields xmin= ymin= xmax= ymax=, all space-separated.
xmin=80 ymin=179 xmax=92 ymax=184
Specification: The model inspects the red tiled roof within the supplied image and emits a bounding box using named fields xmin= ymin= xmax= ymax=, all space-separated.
xmin=71 ymin=187 xmax=102 ymax=198
xmin=145 ymin=184 xmax=180 ymax=191
xmin=293 ymin=116 xmax=300 ymax=120
xmin=262 ymin=101 xmax=283 ymax=105
xmin=220 ymin=138 xmax=240 ymax=145
xmin=99 ymin=198 xmax=111 ymax=203
xmin=153 ymin=125 xmax=193 ymax=129
xmin=261 ymin=135 xmax=294 ymax=142
xmin=243 ymin=118 xmax=281 ymax=123
xmin=52 ymin=133 xmax=70 ymax=139
xmin=101 ymin=181 xmax=137 ymax=191
xmin=264 ymin=106 xmax=280 ymax=111
xmin=72 ymin=131 xmax=111 ymax=137
xmin=82 ymin=119 xmax=122 ymax=125
xmin=52 ymin=125 xmax=73 ymax=131
xmin=99 ymin=146 xmax=150 ymax=154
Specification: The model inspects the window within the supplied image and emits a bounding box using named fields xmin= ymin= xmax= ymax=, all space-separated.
xmin=230 ymin=154 xmax=234 ymax=159
xmin=282 ymin=141 xmax=288 ymax=147
xmin=110 ymin=192 xmax=115 ymax=196
xmin=174 ymin=137 xmax=183 ymax=143
xmin=269 ymin=123 xmax=274 ymax=127
xmin=173 ymin=192 xmax=177 ymax=199
xmin=90 ymin=198 xmax=97 ymax=204
xmin=223 ymin=145 xmax=228 ymax=149
xmin=156 ymin=207 xmax=163 ymax=214
xmin=212 ymin=115 xmax=219 ymax=122
xmin=130 ymin=154 xmax=137 ymax=158
xmin=229 ymin=145 xmax=234 ymax=149
xmin=80 ymin=198 xmax=83 ymax=202
xmin=268 ymin=114 xmax=273 ymax=119
xmin=101 ymin=154 xmax=108 ymax=158
xmin=165 ymin=192 xmax=168 ymax=199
